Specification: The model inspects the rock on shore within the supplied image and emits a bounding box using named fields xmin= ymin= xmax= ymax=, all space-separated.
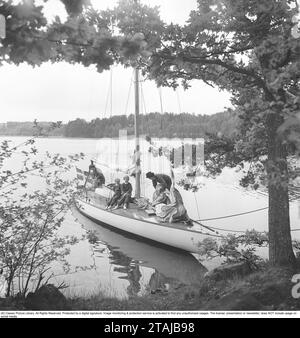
xmin=25 ymin=284 xmax=69 ymax=310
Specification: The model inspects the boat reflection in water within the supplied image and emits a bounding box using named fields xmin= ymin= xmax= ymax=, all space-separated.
xmin=73 ymin=208 xmax=207 ymax=297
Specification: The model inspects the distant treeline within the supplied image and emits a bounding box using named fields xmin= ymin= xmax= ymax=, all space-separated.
xmin=0 ymin=121 xmax=64 ymax=137
xmin=0 ymin=111 xmax=239 ymax=139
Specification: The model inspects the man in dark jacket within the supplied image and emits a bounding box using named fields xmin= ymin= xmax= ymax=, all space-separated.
xmin=146 ymin=172 xmax=172 ymax=190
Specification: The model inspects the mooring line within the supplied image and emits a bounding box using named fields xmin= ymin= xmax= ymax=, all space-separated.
xmin=195 ymin=206 xmax=269 ymax=222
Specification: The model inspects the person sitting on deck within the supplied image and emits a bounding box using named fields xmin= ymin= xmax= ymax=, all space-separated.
xmin=106 ymin=178 xmax=121 ymax=210
xmin=151 ymin=183 xmax=169 ymax=208
xmin=88 ymin=160 xmax=105 ymax=188
xmin=146 ymin=172 xmax=172 ymax=191
xmin=113 ymin=175 xmax=132 ymax=210
xmin=135 ymin=182 xmax=169 ymax=211
xmin=155 ymin=173 xmax=192 ymax=225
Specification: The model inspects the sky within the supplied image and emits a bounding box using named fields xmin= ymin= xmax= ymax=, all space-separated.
xmin=0 ymin=0 xmax=232 ymax=123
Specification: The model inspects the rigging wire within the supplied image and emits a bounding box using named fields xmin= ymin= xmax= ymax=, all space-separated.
xmin=158 ymin=87 xmax=164 ymax=115
xmin=110 ymin=68 xmax=113 ymax=177
xmin=140 ymin=81 xmax=148 ymax=116
xmin=139 ymin=79 xmax=146 ymax=197
xmin=103 ymin=67 xmax=114 ymax=181
xmin=122 ymin=71 xmax=135 ymax=176
xmin=157 ymin=87 xmax=164 ymax=173
xmin=140 ymin=76 xmax=154 ymax=181
xmin=110 ymin=67 xmax=113 ymax=117
xmin=104 ymin=69 xmax=113 ymax=118
xmin=193 ymin=191 xmax=201 ymax=222
xmin=124 ymin=70 xmax=135 ymax=116
xmin=176 ymin=88 xmax=182 ymax=115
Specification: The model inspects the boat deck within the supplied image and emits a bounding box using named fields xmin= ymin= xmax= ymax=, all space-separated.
xmin=84 ymin=191 xmax=193 ymax=231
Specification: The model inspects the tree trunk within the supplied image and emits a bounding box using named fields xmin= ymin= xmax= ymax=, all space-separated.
xmin=266 ymin=112 xmax=296 ymax=267
xmin=6 ymin=272 xmax=14 ymax=297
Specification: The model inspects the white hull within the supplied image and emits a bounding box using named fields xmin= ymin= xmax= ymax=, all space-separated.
xmin=75 ymin=197 xmax=209 ymax=253
xmin=73 ymin=207 xmax=207 ymax=285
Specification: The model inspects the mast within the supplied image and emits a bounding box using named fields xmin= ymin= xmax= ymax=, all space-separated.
xmin=134 ymin=67 xmax=141 ymax=198
xmin=133 ymin=0 xmax=141 ymax=198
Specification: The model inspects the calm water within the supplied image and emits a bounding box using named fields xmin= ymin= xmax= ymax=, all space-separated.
xmin=1 ymin=136 xmax=300 ymax=299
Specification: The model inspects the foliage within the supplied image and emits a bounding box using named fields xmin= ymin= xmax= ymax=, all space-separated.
xmin=60 ymin=0 xmax=91 ymax=17
xmin=0 ymin=0 xmax=165 ymax=70
xmin=197 ymin=231 xmax=268 ymax=269
xmin=198 ymin=230 xmax=300 ymax=270
xmin=0 ymin=123 xmax=84 ymax=297
xmin=0 ymin=0 xmax=50 ymax=66
xmin=0 ymin=0 xmax=94 ymax=66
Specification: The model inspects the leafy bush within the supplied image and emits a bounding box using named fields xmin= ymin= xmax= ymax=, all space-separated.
xmin=0 ymin=124 xmax=84 ymax=297
xmin=197 ymin=230 xmax=269 ymax=269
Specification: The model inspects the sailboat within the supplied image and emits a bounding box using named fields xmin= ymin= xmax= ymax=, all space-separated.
xmin=75 ymin=68 xmax=219 ymax=254
xmin=73 ymin=207 xmax=208 ymax=286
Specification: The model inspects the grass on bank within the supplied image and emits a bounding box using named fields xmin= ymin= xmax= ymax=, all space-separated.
xmin=68 ymin=264 xmax=300 ymax=311
xmin=1 ymin=264 xmax=300 ymax=311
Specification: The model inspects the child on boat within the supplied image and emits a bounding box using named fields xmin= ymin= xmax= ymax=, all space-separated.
xmin=106 ymin=178 xmax=121 ymax=210
xmin=113 ymin=175 xmax=133 ymax=210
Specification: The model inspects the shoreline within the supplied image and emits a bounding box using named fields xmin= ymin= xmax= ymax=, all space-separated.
xmin=1 ymin=264 xmax=299 ymax=312
xmin=0 ymin=134 xmax=196 ymax=140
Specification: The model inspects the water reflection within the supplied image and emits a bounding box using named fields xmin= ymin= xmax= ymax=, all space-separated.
xmin=109 ymin=250 xmax=142 ymax=296
xmin=73 ymin=207 xmax=207 ymax=297
xmin=114 ymin=263 xmax=142 ymax=296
